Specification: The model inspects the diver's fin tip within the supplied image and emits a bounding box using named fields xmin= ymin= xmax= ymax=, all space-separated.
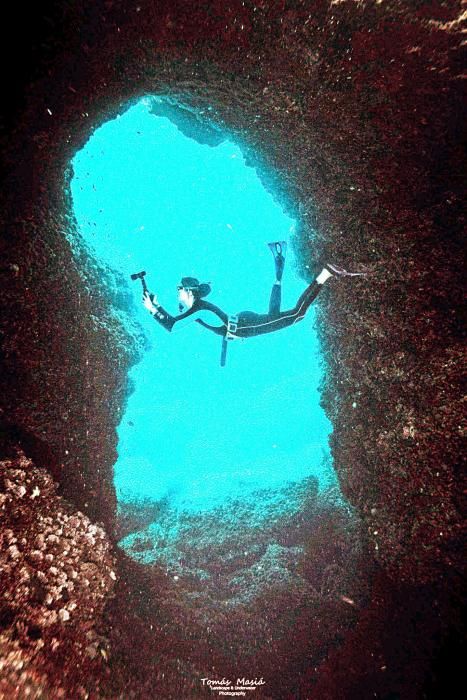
xmin=268 ymin=240 xmax=288 ymax=260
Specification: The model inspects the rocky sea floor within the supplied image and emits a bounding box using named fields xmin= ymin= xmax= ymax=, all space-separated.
xmin=119 ymin=478 xmax=366 ymax=652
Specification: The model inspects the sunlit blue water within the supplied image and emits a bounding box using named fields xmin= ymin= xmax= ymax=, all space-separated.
xmin=70 ymin=98 xmax=335 ymax=514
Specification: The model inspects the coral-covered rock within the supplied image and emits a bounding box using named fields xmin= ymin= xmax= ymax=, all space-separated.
xmin=0 ymin=451 xmax=116 ymax=695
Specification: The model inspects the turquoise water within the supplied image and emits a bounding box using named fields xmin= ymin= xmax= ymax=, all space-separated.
xmin=70 ymin=97 xmax=335 ymax=515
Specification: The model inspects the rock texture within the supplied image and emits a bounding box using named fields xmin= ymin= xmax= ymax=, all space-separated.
xmin=0 ymin=0 xmax=464 ymax=697
xmin=0 ymin=451 xmax=116 ymax=697
xmin=120 ymin=481 xmax=367 ymax=658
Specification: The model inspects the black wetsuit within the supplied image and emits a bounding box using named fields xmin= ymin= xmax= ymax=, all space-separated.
xmin=151 ymin=279 xmax=322 ymax=338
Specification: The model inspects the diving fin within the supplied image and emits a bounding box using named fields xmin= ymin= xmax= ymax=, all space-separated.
xmin=268 ymin=241 xmax=287 ymax=281
xmin=268 ymin=240 xmax=287 ymax=259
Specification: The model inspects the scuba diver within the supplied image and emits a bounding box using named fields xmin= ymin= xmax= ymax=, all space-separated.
xmin=137 ymin=242 xmax=367 ymax=365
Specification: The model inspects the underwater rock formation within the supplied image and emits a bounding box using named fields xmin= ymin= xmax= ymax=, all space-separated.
xmin=0 ymin=451 xmax=115 ymax=696
xmin=0 ymin=0 xmax=464 ymax=697
xmin=148 ymin=97 xmax=225 ymax=147
xmin=120 ymin=479 xmax=364 ymax=610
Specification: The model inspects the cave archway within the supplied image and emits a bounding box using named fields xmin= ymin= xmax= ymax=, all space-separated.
xmin=41 ymin=86 xmax=365 ymax=691
xmin=68 ymin=92 xmax=355 ymax=591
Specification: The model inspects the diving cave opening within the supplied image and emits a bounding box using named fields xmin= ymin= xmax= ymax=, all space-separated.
xmin=69 ymin=96 xmax=343 ymax=578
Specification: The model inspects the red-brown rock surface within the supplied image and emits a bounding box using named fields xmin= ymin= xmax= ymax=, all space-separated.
xmin=0 ymin=451 xmax=116 ymax=697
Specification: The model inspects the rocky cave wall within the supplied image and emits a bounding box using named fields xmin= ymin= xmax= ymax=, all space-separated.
xmin=0 ymin=0 xmax=465 ymax=697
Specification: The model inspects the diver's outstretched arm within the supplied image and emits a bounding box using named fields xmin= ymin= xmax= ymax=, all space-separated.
xmin=143 ymin=291 xmax=177 ymax=331
xmin=142 ymin=291 xmax=159 ymax=311
xmin=142 ymin=291 xmax=222 ymax=333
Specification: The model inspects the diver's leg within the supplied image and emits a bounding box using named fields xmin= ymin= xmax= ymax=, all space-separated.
xmin=238 ymin=269 xmax=325 ymax=338
xmin=292 ymin=267 xmax=332 ymax=316
xmin=325 ymin=263 xmax=368 ymax=277
xmin=238 ymin=264 xmax=369 ymax=337
xmin=293 ymin=263 xmax=369 ymax=317
xmin=269 ymin=281 xmax=281 ymax=315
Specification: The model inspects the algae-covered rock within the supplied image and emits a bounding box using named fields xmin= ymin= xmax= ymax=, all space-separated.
xmin=0 ymin=450 xmax=116 ymax=695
